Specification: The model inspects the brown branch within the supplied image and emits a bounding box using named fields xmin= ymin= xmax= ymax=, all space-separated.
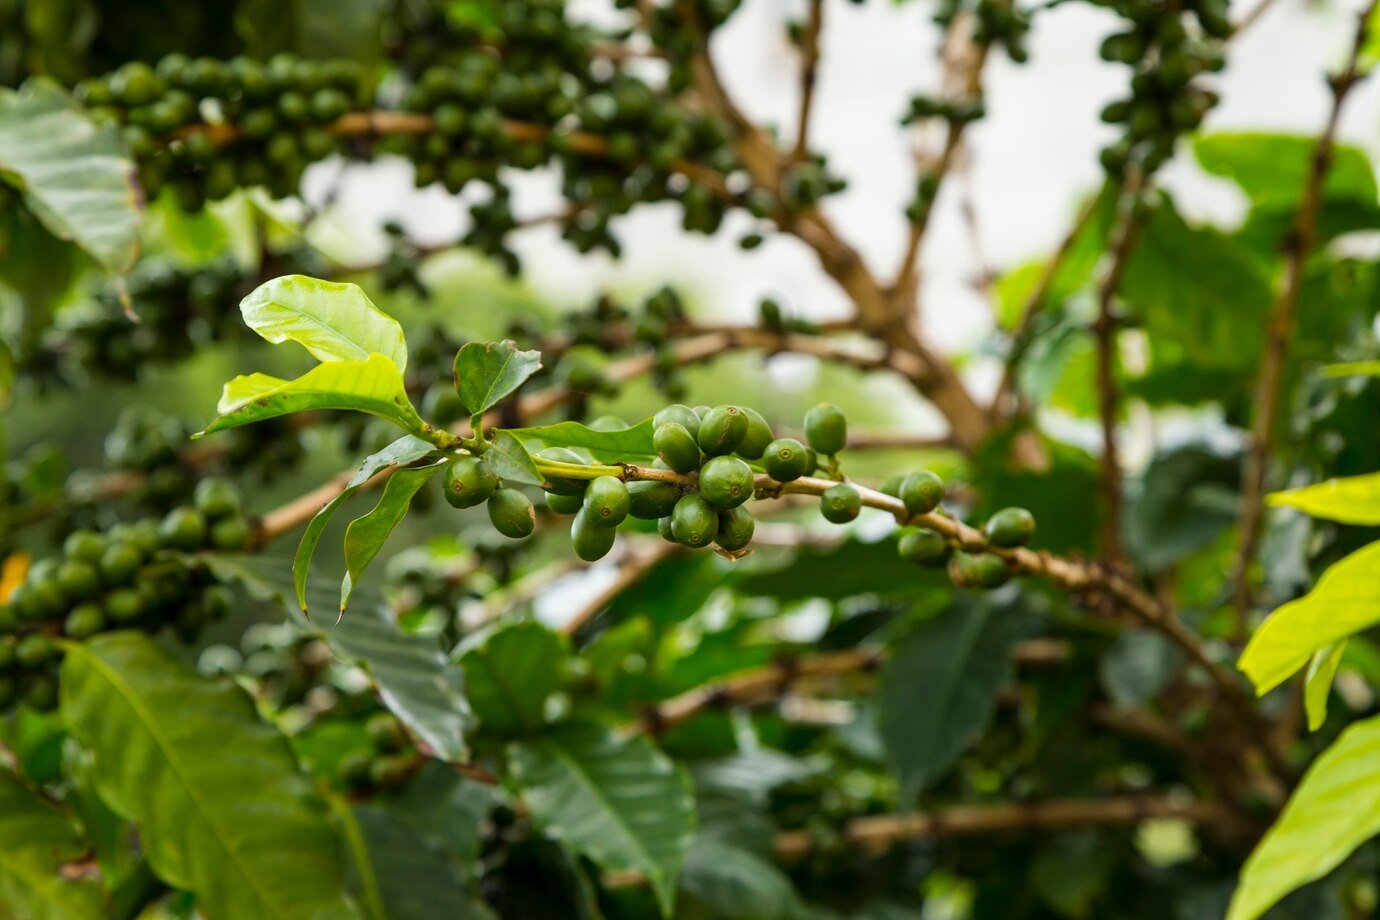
xmin=773 ymin=795 xmax=1247 ymax=858
xmin=1231 ymin=0 xmax=1379 ymax=629
xmin=1091 ymin=169 xmax=1145 ymax=567
xmin=791 ymin=0 xmax=825 ymax=162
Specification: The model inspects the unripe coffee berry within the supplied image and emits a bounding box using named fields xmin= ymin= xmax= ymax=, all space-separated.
xmin=820 ymin=483 xmax=861 ymax=524
xmin=443 ymin=457 xmax=499 ymax=509
xmin=698 ymin=456 xmax=754 ymax=509
xmin=571 ymin=509 xmax=618 ymax=562
xmin=900 ymin=470 xmax=944 ymax=515
xmin=488 ymin=489 xmax=536 ymax=539
xmin=584 ymin=476 xmax=630 ymax=526
xmin=628 ymin=480 xmax=681 ymax=520
xmin=735 ymin=408 xmax=774 ymax=460
xmin=697 ymin=406 xmax=748 ymax=457
xmin=763 ymin=438 xmax=809 ymax=483
xmin=897 ymin=528 xmax=950 ymax=567
xmin=715 ymin=506 xmax=755 ymax=551
xmin=671 ymin=494 xmax=718 ymax=548
xmin=653 ymin=404 xmax=701 ymax=440
xmin=655 ymin=422 xmax=701 ymax=473
xmin=804 ymin=403 xmax=847 ymax=455
xmin=985 ymin=507 xmax=1035 ymax=548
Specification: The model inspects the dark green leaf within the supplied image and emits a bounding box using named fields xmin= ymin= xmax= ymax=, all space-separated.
xmin=453 ymin=339 xmax=542 ymax=415
xmin=344 ymin=804 xmax=494 ymax=920
xmin=680 ymin=837 xmax=809 ymax=920
xmin=1126 ymin=446 xmax=1239 ymax=572
xmin=455 ymin=620 xmax=568 ymax=735
xmin=1098 ymin=633 xmax=1180 ymax=709
xmin=0 ymin=766 xmax=105 ymax=920
xmin=341 ymin=463 xmax=445 ymax=612
xmin=60 ymin=632 xmax=358 ymax=920
xmin=487 ymin=429 xmax=544 ymax=486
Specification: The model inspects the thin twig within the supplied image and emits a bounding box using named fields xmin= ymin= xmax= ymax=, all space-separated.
xmin=792 ymin=0 xmax=825 ymax=162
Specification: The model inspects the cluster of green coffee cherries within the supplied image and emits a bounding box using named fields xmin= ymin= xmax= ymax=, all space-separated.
xmin=0 ymin=479 xmax=251 ymax=713
xmin=339 ymin=711 xmax=420 ymax=794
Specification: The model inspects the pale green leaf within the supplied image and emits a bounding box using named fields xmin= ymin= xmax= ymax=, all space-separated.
xmin=1305 ymin=642 xmax=1347 ymax=732
xmin=487 ymin=429 xmax=544 ymax=486
xmin=1322 ymin=360 xmax=1380 ymax=378
xmin=341 ymin=463 xmax=444 ymax=612
xmin=508 ymin=725 xmax=695 ymax=916
xmin=60 ymin=632 xmax=358 ymax=920
xmin=1268 ymin=472 xmax=1380 ymax=525
xmin=455 ymin=620 xmax=568 ymax=735
xmin=1239 ymin=541 xmax=1380 ymax=695
xmin=0 ymin=78 xmax=141 ymax=275
xmin=507 ymin=418 xmax=656 ymax=463
xmin=1227 ymin=714 xmax=1380 ymax=920
xmin=218 ymin=371 xmax=291 ymax=414
xmin=241 ymin=275 xmax=409 ymax=371
xmin=197 ymin=353 xmax=429 ymax=439
xmin=453 ymin=339 xmax=542 ymax=415
xmin=292 ymin=436 xmax=438 ymax=613
xmin=1195 ymin=133 xmax=1377 ymax=209
xmin=207 ymin=554 xmax=471 ymax=763
xmin=0 ymin=767 xmax=105 ymax=920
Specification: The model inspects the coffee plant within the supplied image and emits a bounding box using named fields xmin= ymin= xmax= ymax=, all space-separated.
xmin=4 ymin=0 xmax=1380 ymax=917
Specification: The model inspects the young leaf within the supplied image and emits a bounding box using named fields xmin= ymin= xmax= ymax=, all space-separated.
xmin=293 ymin=435 xmax=438 ymax=613
xmin=340 ymin=463 xmax=445 ymax=613
xmin=0 ymin=767 xmax=105 ymax=920
xmin=507 ymin=725 xmax=695 ymax=916
xmin=240 ymin=275 xmax=409 ymax=371
xmin=487 ymin=429 xmax=544 ymax=486
xmin=208 ymin=554 xmax=471 ymax=763
xmin=1238 ymin=541 xmax=1380 ymax=695
xmin=881 ymin=598 xmax=1035 ymax=803
xmin=507 ymin=419 xmax=656 ymax=463
xmin=0 ymin=78 xmax=141 ymax=277
xmin=1305 ymin=642 xmax=1346 ymax=732
xmin=1227 ymin=714 xmax=1380 ymax=920
xmin=198 ymin=353 xmax=429 ymax=440
xmin=1268 ymin=472 xmax=1380 ymax=525
xmin=455 ymin=620 xmax=569 ymax=735
xmin=60 ymin=632 xmax=359 ymax=920
xmin=452 ymin=340 xmax=541 ymax=415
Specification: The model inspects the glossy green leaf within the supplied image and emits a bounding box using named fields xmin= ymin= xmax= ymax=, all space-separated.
xmin=486 ymin=429 xmax=544 ymax=486
xmin=455 ymin=620 xmax=568 ymax=735
xmin=1227 ymin=714 xmax=1380 ymax=920
xmin=199 ymin=353 xmax=428 ymax=439
xmin=1239 ymin=541 xmax=1380 ymax=695
xmin=453 ymin=339 xmax=541 ymax=415
xmin=341 ymin=463 xmax=444 ymax=612
xmin=1268 ymin=472 xmax=1380 ymax=525
xmin=1305 ymin=642 xmax=1346 ymax=732
xmin=0 ymin=766 xmax=105 ymax=920
xmin=508 ymin=724 xmax=695 ymax=916
xmin=206 ymin=554 xmax=471 ymax=763
xmin=344 ymin=804 xmax=494 ymax=920
xmin=0 ymin=78 xmax=141 ymax=275
xmin=240 ymin=275 xmax=409 ymax=371
xmin=60 ymin=632 xmax=358 ymax=920
xmin=293 ymin=436 xmax=438 ymax=613
xmin=507 ymin=418 xmax=656 ymax=463
xmin=881 ymin=599 xmax=1035 ymax=803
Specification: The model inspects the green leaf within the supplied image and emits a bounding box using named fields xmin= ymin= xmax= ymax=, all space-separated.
xmin=0 ymin=78 xmax=141 ymax=275
xmin=680 ymin=837 xmax=809 ymax=920
xmin=1322 ymin=360 xmax=1380 ymax=378
xmin=507 ymin=418 xmax=655 ymax=463
xmin=455 ymin=620 xmax=568 ymax=735
xmin=240 ymin=275 xmax=409 ymax=371
xmin=1305 ymin=642 xmax=1347 ymax=732
xmin=343 ymin=804 xmax=494 ymax=920
xmin=198 ymin=353 xmax=429 ymax=439
xmin=507 ymin=724 xmax=695 ymax=916
xmin=60 ymin=632 xmax=358 ymax=920
xmin=880 ymin=598 xmax=1035 ymax=803
xmin=293 ymin=435 xmax=438 ymax=613
xmin=1195 ymin=133 xmax=1377 ymax=210
xmin=1239 ymin=541 xmax=1380 ymax=695
xmin=1126 ymin=446 xmax=1240 ymax=573
xmin=453 ymin=339 xmax=542 ymax=415
xmin=486 ymin=429 xmax=544 ymax=486
xmin=1098 ymin=632 xmax=1181 ymax=709
xmin=340 ymin=463 xmax=445 ymax=612
xmin=0 ymin=766 xmax=105 ymax=920
xmin=206 ymin=554 xmax=471 ymax=763
xmin=1227 ymin=714 xmax=1380 ymax=920
xmin=1268 ymin=472 xmax=1380 ymax=525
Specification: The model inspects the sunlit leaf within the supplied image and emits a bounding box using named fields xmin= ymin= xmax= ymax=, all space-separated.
xmin=1268 ymin=472 xmax=1380 ymax=525
xmin=1305 ymin=642 xmax=1346 ymax=732
xmin=241 ymin=274 xmax=409 ymax=371
xmin=453 ymin=340 xmax=541 ymax=415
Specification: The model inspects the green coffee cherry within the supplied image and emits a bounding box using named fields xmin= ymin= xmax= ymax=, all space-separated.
xmin=699 ymin=456 xmax=755 ymax=509
xmin=900 ymin=470 xmax=944 ymax=515
xmin=367 ymin=712 xmax=407 ymax=753
xmin=671 ymin=494 xmax=718 ymax=548
xmin=804 ymin=402 xmax=847 ymax=455
xmin=488 ymin=489 xmax=536 ymax=539
xmin=546 ymin=491 xmax=585 ymax=515
xmin=194 ymin=478 xmax=241 ymax=518
xmin=897 ymin=528 xmax=950 ymax=567
xmin=655 ymin=422 xmax=701 ymax=473
xmin=25 ymin=674 xmax=58 ymax=713
xmin=697 ymin=406 xmax=748 ymax=457
xmin=15 ymin=580 xmax=64 ymax=621
xmin=763 ymin=438 xmax=809 ymax=482
xmin=369 ymin=754 xmax=414 ymax=789
xmin=951 ymin=552 xmax=1012 ymax=589
xmin=879 ymin=471 xmax=906 ymax=497
xmin=211 ymin=516 xmax=252 ymax=551
xmin=820 ymin=483 xmax=861 ymax=524
xmin=735 ymin=408 xmax=774 ymax=460
xmin=105 ymin=588 xmax=145 ymax=623
xmin=160 ymin=507 xmax=207 ymax=551
xmin=56 ymin=560 xmax=101 ymax=602
xmin=657 ymin=515 xmax=678 ymax=543
xmin=584 ymin=476 xmax=630 ymax=526
xmin=653 ymin=404 xmax=701 ymax=440
xmin=628 ymin=480 xmax=681 ymax=520
xmin=443 ymin=456 xmax=499 ymax=509
xmin=65 ymin=604 xmax=107 ymax=639
xmin=715 ymin=506 xmax=755 ymax=551
xmin=15 ymin=634 xmax=55 ymax=668
xmin=985 ymin=507 xmax=1035 ymax=548
xmin=63 ymin=531 xmax=107 ymax=564
xmin=539 ymin=448 xmax=589 ymax=496
xmin=572 ymin=509 xmax=618 ymax=562
xmin=99 ymin=543 xmax=143 ymax=586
